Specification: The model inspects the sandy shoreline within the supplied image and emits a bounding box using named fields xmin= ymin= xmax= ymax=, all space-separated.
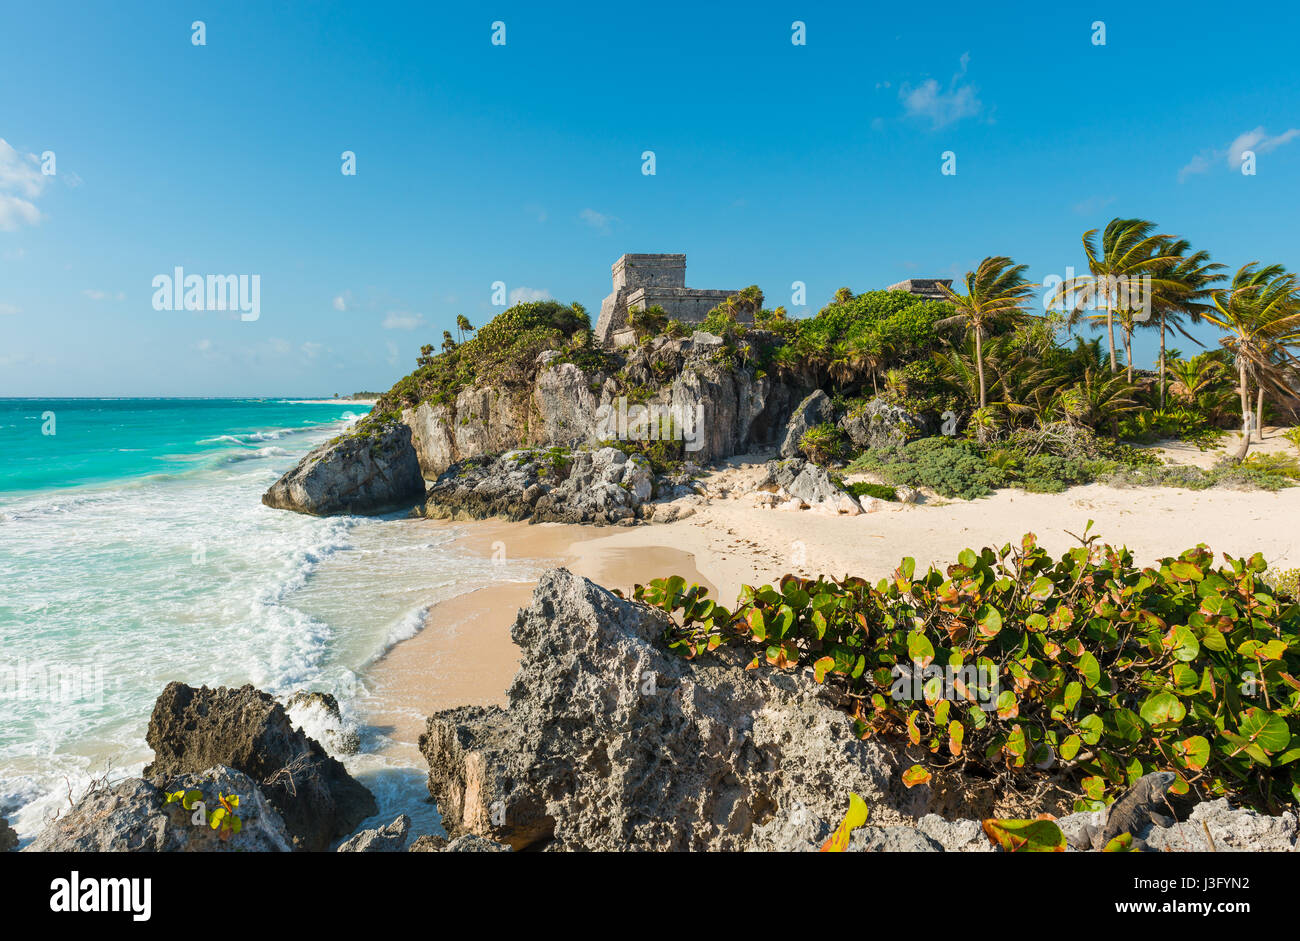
xmin=360 ymin=434 xmax=1300 ymax=769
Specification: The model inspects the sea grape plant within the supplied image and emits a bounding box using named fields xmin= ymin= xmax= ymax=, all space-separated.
xmin=165 ymin=788 xmax=243 ymax=842
xmin=634 ymin=525 xmax=1300 ymax=811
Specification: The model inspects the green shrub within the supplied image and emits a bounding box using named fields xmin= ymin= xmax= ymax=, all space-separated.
xmin=850 ymin=437 xmax=1004 ymax=500
xmin=799 ymin=422 xmax=844 ymax=465
xmin=844 ymin=481 xmax=897 ymax=501
xmin=636 ymin=528 xmax=1300 ymax=811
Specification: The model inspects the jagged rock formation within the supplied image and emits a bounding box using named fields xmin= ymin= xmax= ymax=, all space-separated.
xmin=755 ymin=457 xmax=862 ymax=515
xmin=0 ymin=816 xmax=16 ymax=852
xmin=423 ymin=447 xmax=656 ymax=525
xmin=261 ymin=420 xmax=424 ymax=516
xmin=779 ymin=389 xmax=831 ymax=457
xmin=144 ymin=682 xmax=377 ymax=851
xmin=839 ymin=397 xmax=928 ymax=450
xmin=337 ymin=814 xmax=410 ymax=852
xmin=27 ymin=766 xmax=293 ymax=852
xmin=419 ymin=568 xmax=926 ymax=851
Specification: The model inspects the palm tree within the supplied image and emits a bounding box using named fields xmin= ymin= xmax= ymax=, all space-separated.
xmin=456 ymin=314 xmax=475 ymax=342
xmin=934 ymin=256 xmax=1036 ymax=408
xmin=1147 ymin=240 xmax=1224 ymax=406
xmin=628 ymin=304 xmax=668 ymax=340
xmin=1054 ymin=218 xmax=1183 ymax=377
xmin=1059 ymin=367 xmax=1142 ymax=434
xmin=1202 ymin=263 xmax=1300 ymax=458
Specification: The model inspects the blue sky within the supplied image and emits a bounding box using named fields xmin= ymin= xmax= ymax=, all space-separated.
xmin=3 ymin=0 xmax=1299 ymax=396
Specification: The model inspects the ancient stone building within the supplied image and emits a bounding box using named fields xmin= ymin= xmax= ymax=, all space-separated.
xmin=595 ymin=254 xmax=740 ymax=346
xmin=886 ymin=278 xmax=954 ymax=301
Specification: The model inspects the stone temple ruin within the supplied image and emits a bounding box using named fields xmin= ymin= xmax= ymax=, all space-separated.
xmin=595 ymin=254 xmax=740 ymax=347
xmin=885 ymin=278 xmax=953 ymax=301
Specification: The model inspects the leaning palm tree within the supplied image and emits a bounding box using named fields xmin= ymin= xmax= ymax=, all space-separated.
xmin=1146 ymin=240 xmax=1224 ymax=406
xmin=934 ymin=256 xmax=1036 ymax=408
xmin=1053 ymin=218 xmax=1183 ymax=377
xmin=1201 ymin=263 xmax=1300 ymax=458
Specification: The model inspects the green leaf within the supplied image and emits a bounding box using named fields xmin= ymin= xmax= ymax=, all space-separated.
xmin=1140 ymin=691 xmax=1186 ymax=728
xmin=981 ymin=818 xmax=1066 ymax=852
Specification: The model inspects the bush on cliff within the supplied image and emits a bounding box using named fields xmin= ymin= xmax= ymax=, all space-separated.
xmin=376 ymin=300 xmax=598 ymax=412
xmin=634 ymin=528 xmax=1300 ymax=813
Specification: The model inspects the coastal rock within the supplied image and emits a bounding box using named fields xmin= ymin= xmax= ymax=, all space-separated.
xmin=261 ymin=420 xmax=424 ymax=516
xmin=779 ymin=389 xmax=831 ymax=458
xmin=144 ymin=682 xmax=377 ymax=851
xmin=27 ymin=766 xmax=293 ymax=853
xmin=336 ymin=814 xmax=411 ymax=852
xmin=285 ymin=690 xmax=361 ymax=756
xmin=418 ymin=568 xmax=923 ymax=851
xmin=533 ymin=363 xmax=599 ymax=447
xmin=839 ymin=397 xmax=926 ymax=450
xmin=0 ymin=816 xmax=16 ymax=852
xmin=757 ymin=458 xmax=860 ymax=515
xmin=1142 ymin=799 xmax=1298 ymax=852
xmin=424 ymin=447 xmax=654 ymax=526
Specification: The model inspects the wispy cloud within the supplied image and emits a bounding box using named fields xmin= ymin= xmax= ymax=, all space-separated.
xmin=1179 ymin=126 xmax=1300 ymax=181
xmin=382 ymin=311 xmax=425 ymax=330
xmin=579 ymin=208 xmax=616 ymax=234
xmin=332 ymin=292 xmax=351 ymax=312
xmin=0 ymin=302 xmax=20 ymax=315
xmin=898 ymin=53 xmax=983 ymax=129
xmin=0 ymin=139 xmax=48 ymax=230
xmin=508 ymin=287 xmax=551 ymax=304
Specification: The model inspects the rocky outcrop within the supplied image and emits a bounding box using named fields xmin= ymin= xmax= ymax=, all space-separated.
xmin=423 ymin=447 xmax=654 ymax=525
xmin=755 ymin=457 xmax=861 ymax=515
xmin=144 ymin=682 xmax=377 ymax=851
xmin=0 ymin=816 xmax=16 ymax=852
xmin=779 ymin=389 xmax=831 ymax=458
xmin=418 ymin=568 xmax=925 ymax=851
xmin=839 ymin=397 xmax=927 ymax=451
xmin=400 ymin=343 xmax=800 ymax=479
xmin=336 ymin=814 xmax=410 ymax=852
xmin=261 ymin=420 xmax=424 ymax=516
xmin=27 ymin=766 xmax=293 ymax=852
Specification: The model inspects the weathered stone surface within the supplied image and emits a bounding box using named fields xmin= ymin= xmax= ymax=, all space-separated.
xmin=144 ymin=682 xmax=377 ymax=851
xmin=1142 ymin=800 xmax=1298 ymax=852
xmin=839 ymin=397 xmax=926 ymax=450
xmin=262 ymin=421 xmax=424 ymax=516
xmin=779 ymin=389 xmax=831 ymax=458
xmin=914 ymin=814 xmax=995 ymax=852
xmin=0 ymin=816 xmax=17 ymax=852
xmin=418 ymin=568 xmax=925 ymax=851
xmin=444 ymin=833 xmax=512 ymax=852
xmin=533 ymin=363 xmax=599 ymax=447
xmin=757 ymin=458 xmax=860 ymax=515
xmin=403 ymin=401 xmax=458 ymax=475
xmin=336 ymin=814 xmax=410 ymax=852
xmin=27 ymin=766 xmax=293 ymax=853
xmin=424 ymin=447 xmax=654 ymax=526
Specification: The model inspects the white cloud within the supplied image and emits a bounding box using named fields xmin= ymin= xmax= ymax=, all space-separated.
xmin=898 ymin=54 xmax=983 ymax=129
xmin=1179 ymin=126 xmax=1300 ymax=181
xmin=508 ymin=287 xmax=552 ymax=304
xmin=0 ymin=302 xmax=20 ymax=315
xmin=300 ymin=341 xmax=324 ymax=359
xmin=580 ymin=208 xmax=615 ymax=233
xmin=0 ymin=139 xmax=49 ymax=230
xmin=0 ymin=139 xmax=47 ymax=199
xmin=383 ymin=311 xmax=425 ymax=330
xmin=332 ymin=291 xmax=352 ymax=311
xmin=0 ymin=194 xmax=41 ymax=230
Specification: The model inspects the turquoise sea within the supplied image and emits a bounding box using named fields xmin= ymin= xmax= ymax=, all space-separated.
xmin=0 ymin=398 xmax=539 ymax=843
